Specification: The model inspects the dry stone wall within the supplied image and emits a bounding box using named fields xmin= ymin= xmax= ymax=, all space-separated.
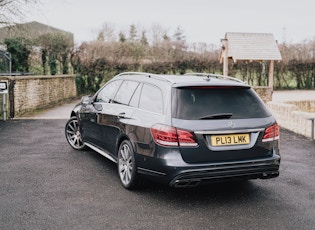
xmin=267 ymin=101 xmax=315 ymax=139
xmin=0 ymin=75 xmax=77 ymax=118
xmin=253 ymin=86 xmax=273 ymax=103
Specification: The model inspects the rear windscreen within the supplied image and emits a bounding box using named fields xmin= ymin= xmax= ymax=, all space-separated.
xmin=172 ymin=86 xmax=271 ymax=120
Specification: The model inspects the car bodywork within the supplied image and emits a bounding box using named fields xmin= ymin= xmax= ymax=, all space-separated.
xmin=65 ymin=72 xmax=280 ymax=188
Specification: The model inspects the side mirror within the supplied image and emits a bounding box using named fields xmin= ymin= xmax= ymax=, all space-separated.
xmin=81 ymin=96 xmax=92 ymax=105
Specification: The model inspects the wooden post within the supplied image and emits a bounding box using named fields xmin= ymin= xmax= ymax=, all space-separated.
xmin=268 ymin=60 xmax=274 ymax=89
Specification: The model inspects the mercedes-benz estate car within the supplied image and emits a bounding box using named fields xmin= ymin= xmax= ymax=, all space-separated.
xmin=65 ymin=72 xmax=280 ymax=189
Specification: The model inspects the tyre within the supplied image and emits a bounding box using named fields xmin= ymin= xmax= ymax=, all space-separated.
xmin=65 ymin=117 xmax=86 ymax=150
xmin=117 ymin=140 xmax=139 ymax=189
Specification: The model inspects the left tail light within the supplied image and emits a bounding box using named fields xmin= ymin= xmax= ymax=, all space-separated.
xmin=151 ymin=124 xmax=198 ymax=147
xmin=262 ymin=123 xmax=279 ymax=142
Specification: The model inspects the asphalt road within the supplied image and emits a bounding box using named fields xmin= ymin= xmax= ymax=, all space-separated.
xmin=0 ymin=119 xmax=314 ymax=230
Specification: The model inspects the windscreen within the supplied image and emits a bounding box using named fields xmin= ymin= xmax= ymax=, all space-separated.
xmin=173 ymin=86 xmax=271 ymax=120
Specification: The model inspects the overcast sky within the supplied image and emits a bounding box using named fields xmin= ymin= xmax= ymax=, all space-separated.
xmin=20 ymin=0 xmax=315 ymax=46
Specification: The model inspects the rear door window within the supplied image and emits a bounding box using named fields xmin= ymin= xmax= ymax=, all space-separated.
xmin=114 ymin=80 xmax=140 ymax=105
xmin=129 ymin=83 xmax=141 ymax=108
xmin=173 ymin=86 xmax=271 ymax=120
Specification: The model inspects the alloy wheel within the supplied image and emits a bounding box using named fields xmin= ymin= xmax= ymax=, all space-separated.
xmin=65 ymin=117 xmax=85 ymax=150
xmin=118 ymin=140 xmax=138 ymax=189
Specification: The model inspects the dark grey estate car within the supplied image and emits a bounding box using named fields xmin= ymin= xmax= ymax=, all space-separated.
xmin=65 ymin=72 xmax=280 ymax=189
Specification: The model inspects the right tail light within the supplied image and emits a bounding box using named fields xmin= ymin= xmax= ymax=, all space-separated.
xmin=262 ymin=123 xmax=279 ymax=142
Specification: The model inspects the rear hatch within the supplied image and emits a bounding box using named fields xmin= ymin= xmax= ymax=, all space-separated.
xmin=171 ymin=85 xmax=278 ymax=163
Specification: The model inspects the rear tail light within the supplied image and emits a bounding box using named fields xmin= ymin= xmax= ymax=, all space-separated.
xmin=262 ymin=123 xmax=279 ymax=142
xmin=151 ymin=124 xmax=198 ymax=147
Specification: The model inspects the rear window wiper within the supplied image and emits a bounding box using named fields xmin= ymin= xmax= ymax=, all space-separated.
xmin=199 ymin=113 xmax=233 ymax=120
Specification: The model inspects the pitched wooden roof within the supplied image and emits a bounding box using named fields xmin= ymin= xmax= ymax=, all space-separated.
xmin=221 ymin=32 xmax=282 ymax=62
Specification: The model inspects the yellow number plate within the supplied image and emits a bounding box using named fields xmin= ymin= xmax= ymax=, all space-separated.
xmin=211 ymin=134 xmax=250 ymax=147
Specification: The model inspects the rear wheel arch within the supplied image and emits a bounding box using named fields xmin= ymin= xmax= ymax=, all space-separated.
xmin=116 ymin=134 xmax=137 ymax=156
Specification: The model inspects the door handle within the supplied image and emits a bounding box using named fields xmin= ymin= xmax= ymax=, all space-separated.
xmin=117 ymin=112 xmax=125 ymax=119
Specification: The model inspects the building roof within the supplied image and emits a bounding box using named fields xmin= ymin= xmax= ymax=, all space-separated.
xmin=0 ymin=21 xmax=74 ymax=45
xmin=221 ymin=32 xmax=282 ymax=62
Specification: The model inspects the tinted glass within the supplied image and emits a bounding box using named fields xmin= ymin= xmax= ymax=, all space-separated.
xmin=173 ymin=86 xmax=271 ymax=119
xmin=129 ymin=83 xmax=142 ymax=107
xmin=139 ymin=84 xmax=163 ymax=114
xmin=96 ymin=80 xmax=123 ymax=103
xmin=114 ymin=81 xmax=139 ymax=105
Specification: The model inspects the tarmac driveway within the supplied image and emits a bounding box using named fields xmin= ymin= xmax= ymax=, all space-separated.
xmin=0 ymin=118 xmax=315 ymax=230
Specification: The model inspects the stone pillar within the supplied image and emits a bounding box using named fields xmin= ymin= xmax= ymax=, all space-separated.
xmin=221 ymin=39 xmax=229 ymax=76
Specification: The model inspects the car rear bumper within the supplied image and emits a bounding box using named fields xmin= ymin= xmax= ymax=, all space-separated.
xmin=137 ymin=155 xmax=280 ymax=187
xmin=169 ymin=157 xmax=280 ymax=187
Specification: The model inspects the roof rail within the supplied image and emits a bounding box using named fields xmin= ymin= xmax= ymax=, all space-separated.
xmin=116 ymin=72 xmax=171 ymax=82
xmin=116 ymin=72 xmax=157 ymax=77
xmin=184 ymin=73 xmax=244 ymax=83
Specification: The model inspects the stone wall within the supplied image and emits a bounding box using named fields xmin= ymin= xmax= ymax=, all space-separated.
xmin=253 ymin=86 xmax=273 ymax=103
xmin=289 ymin=101 xmax=315 ymax=113
xmin=267 ymin=101 xmax=315 ymax=139
xmin=0 ymin=75 xmax=77 ymax=118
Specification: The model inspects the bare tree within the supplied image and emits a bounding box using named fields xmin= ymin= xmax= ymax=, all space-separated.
xmin=149 ymin=23 xmax=169 ymax=44
xmin=97 ymin=22 xmax=116 ymax=42
xmin=0 ymin=0 xmax=38 ymax=25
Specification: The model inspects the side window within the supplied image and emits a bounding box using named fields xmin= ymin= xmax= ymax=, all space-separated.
xmin=96 ymin=80 xmax=122 ymax=103
xmin=129 ymin=83 xmax=142 ymax=107
xmin=139 ymin=84 xmax=163 ymax=114
xmin=114 ymin=81 xmax=139 ymax=105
